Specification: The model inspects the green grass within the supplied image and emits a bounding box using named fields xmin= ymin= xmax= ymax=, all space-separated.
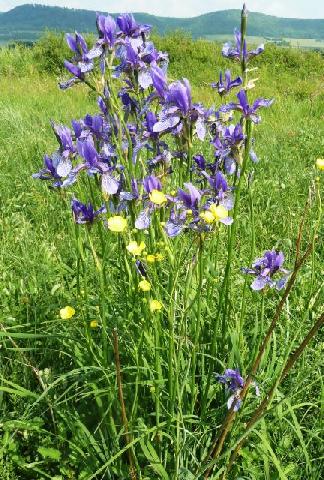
xmin=0 ymin=33 xmax=323 ymax=479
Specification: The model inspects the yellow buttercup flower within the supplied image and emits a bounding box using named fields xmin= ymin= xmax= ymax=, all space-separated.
xmin=201 ymin=204 xmax=228 ymax=224
xmin=90 ymin=320 xmax=98 ymax=328
xmin=200 ymin=211 xmax=215 ymax=224
xmin=126 ymin=240 xmax=146 ymax=256
xmin=146 ymin=254 xmax=156 ymax=263
xmin=60 ymin=306 xmax=75 ymax=320
xmin=154 ymin=253 xmax=164 ymax=262
xmin=316 ymin=159 xmax=324 ymax=171
xmin=149 ymin=189 xmax=167 ymax=205
xmin=139 ymin=279 xmax=151 ymax=292
xmin=107 ymin=216 xmax=127 ymax=232
xmin=150 ymin=299 xmax=163 ymax=313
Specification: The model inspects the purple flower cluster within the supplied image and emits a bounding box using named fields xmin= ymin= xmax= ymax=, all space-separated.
xmin=222 ymin=28 xmax=264 ymax=63
xmin=217 ymin=369 xmax=245 ymax=411
xmin=242 ymin=250 xmax=291 ymax=291
xmin=33 ymin=10 xmax=272 ymax=241
xmin=217 ymin=368 xmax=260 ymax=411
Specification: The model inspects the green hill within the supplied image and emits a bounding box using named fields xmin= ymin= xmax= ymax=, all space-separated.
xmin=0 ymin=4 xmax=324 ymax=44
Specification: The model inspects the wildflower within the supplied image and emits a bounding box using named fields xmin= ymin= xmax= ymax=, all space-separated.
xmin=222 ymin=28 xmax=264 ymax=62
xmin=107 ymin=216 xmax=127 ymax=232
xmin=139 ymin=279 xmax=151 ymax=292
xmin=126 ymin=240 xmax=146 ymax=256
xmin=154 ymin=253 xmax=164 ymax=262
xmin=211 ymin=70 xmax=242 ymax=96
xmin=71 ymin=198 xmax=106 ymax=224
xmin=32 ymin=153 xmax=65 ymax=187
xmin=96 ymin=13 xmax=117 ymax=49
xmin=90 ymin=320 xmax=98 ymax=328
xmin=242 ymin=249 xmax=290 ymax=291
xmin=150 ymin=299 xmax=163 ymax=313
xmin=116 ymin=13 xmax=151 ymax=38
xmin=146 ymin=254 xmax=156 ymax=263
xmin=200 ymin=204 xmax=233 ymax=225
xmin=60 ymin=306 xmax=75 ymax=320
xmin=177 ymin=183 xmax=201 ymax=211
xmin=217 ymin=368 xmax=244 ymax=411
xmin=220 ymin=90 xmax=273 ymax=124
xmin=149 ymin=189 xmax=167 ymax=205
xmin=316 ymin=159 xmax=324 ymax=170
xmin=151 ymin=64 xmax=168 ymax=98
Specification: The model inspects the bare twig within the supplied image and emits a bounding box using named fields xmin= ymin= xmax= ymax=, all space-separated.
xmin=113 ymin=328 xmax=137 ymax=480
xmin=225 ymin=311 xmax=324 ymax=476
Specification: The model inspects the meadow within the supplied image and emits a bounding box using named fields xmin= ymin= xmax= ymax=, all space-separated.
xmin=0 ymin=17 xmax=323 ymax=480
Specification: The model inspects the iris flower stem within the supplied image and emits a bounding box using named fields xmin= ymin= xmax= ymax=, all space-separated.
xmin=221 ymin=119 xmax=252 ymax=334
xmin=85 ymin=231 xmax=109 ymax=363
xmin=238 ymin=183 xmax=256 ymax=352
xmin=190 ymin=235 xmax=204 ymax=412
xmin=202 ymin=118 xmax=252 ymax=411
xmin=154 ymin=310 xmax=162 ymax=442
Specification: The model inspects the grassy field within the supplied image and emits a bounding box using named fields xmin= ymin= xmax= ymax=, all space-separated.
xmin=204 ymin=34 xmax=324 ymax=49
xmin=0 ymin=32 xmax=323 ymax=479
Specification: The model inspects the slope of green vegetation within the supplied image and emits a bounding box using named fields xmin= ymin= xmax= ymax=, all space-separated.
xmin=0 ymin=4 xmax=324 ymax=44
xmin=0 ymin=32 xmax=323 ymax=479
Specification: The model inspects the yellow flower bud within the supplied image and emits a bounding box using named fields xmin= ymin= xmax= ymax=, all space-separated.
xmin=90 ymin=320 xmax=98 ymax=328
xmin=146 ymin=254 xmax=156 ymax=263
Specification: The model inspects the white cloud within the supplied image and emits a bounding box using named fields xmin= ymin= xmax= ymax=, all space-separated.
xmin=1 ymin=0 xmax=324 ymax=18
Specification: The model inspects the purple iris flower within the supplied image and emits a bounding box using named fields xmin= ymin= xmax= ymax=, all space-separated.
xmin=165 ymin=207 xmax=187 ymax=237
xmin=193 ymin=154 xmax=206 ymax=171
xmin=212 ymin=123 xmax=244 ymax=174
xmin=143 ymin=175 xmax=162 ymax=193
xmin=217 ymin=368 xmax=244 ymax=411
xmin=177 ymin=183 xmax=201 ymax=211
xmin=117 ymin=13 xmax=151 ymax=38
xmin=51 ymin=123 xmax=75 ymax=158
xmin=143 ymin=111 xmax=159 ymax=141
xmin=220 ymin=90 xmax=273 ymax=124
xmin=60 ymin=62 xmax=85 ymax=89
xmin=150 ymin=64 xmax=168 ymax=99
xmin=115 ymin=40 xmax=164 ymax=89
xmin=32 ymin=153 xmax=64 ymax=187
xmin=71 ymin=198 xmax=106 ymax=224
xmin=60 ymin=32 xmax=97 ymax=88
xmin=65 ymin=31 xmax=89 ymax=58
xmin=153 ymin=78 xmax=206 ymax=138
xmin=242 ymin=249 xmax=291 ymax=291
xmin=211 ymin=70 xmax=242 ymax=96
xmin=135 ymin=175 xmax=164 ymax=230
xmin=96 ymin=14 xmax=117 ymax=49
xmin=222 ymin=28 xmax=264 ymax=62
xmin=68 ymin=137 xmax=111 ymax=184
xmin=166 ymin=78 xmax=192 ymax=115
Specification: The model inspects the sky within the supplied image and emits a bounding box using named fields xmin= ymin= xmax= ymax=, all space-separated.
xmin=1 ymin=0 xmax=324 ymax=18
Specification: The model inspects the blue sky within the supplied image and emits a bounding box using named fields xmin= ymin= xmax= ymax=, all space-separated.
xmin=1 ymin=1 xmax=324 ymax=18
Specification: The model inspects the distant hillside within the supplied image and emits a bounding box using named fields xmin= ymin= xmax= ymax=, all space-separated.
xmin=0 ymin=4 xmax=324 ymax=44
